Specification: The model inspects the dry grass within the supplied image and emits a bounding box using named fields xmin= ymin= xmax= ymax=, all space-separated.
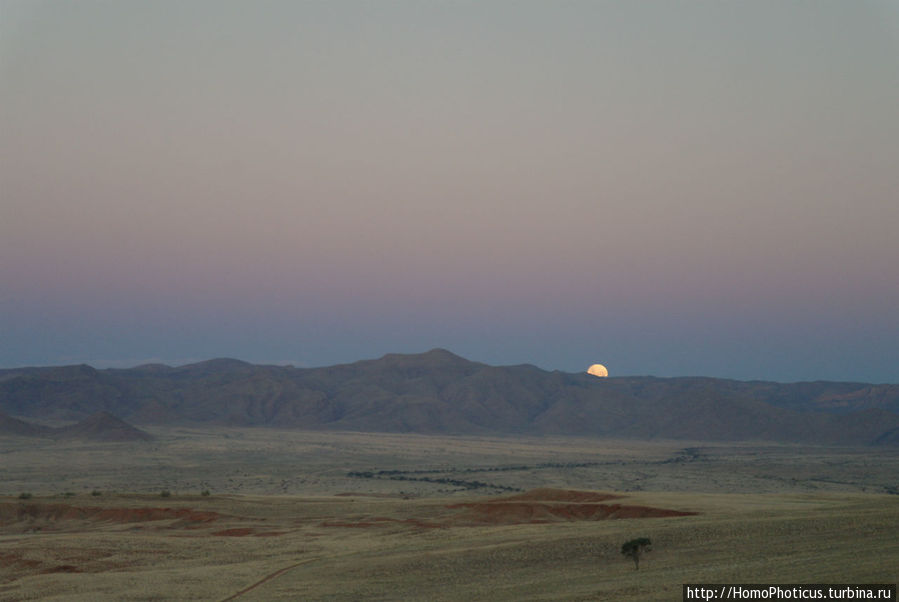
xmin=3 ymin=427 xmax=897 ymax=497
xmin=1 ymin=429 xmax=897 ymax=600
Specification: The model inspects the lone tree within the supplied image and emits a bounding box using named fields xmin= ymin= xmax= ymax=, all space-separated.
xmin=621 ymin=537 xmax=652 ymax=570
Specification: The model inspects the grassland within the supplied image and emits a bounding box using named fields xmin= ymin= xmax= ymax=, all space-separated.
xmin=1 ymin=428 xmax=897 ymax=600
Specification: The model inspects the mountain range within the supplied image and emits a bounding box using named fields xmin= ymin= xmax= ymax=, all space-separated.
xmin=1 ymin=349 xmax=897 ymax=445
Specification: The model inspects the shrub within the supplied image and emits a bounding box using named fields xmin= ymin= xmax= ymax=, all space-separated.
xmin=621 ymin=537 xmax=652 ymax=570
xmin=201 ymin=490 xmax=211 ymax=497
xmin=18 ymin=492 xmax=32 ymax=500
xmin=160 ymin=490 xmax=171 ymax=498
xmin=91 ymin=490 xmax=102 ymax=496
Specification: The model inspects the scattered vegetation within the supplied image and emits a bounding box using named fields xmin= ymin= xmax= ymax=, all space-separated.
xmin=347 ymin=469 xmax=521 ymax=492
xmin=351 ymin=461 xmax=610 ymax=477
xmin=18 ymin=492 xmax=32 ymax=500
xmin=346 ymin=461 xmax=652 ymax=492
xmin=621 ymin=537 xmax=652 ymax=570
xmin=2 ymin=428 xmax=899 ymax=600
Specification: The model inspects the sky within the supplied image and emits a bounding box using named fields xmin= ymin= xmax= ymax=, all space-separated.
xmin=2 ymin=1 xmax=898 ymax=382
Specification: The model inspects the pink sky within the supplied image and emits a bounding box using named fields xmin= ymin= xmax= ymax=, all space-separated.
xmin=2 ymin=1 xmax=898 ymax=381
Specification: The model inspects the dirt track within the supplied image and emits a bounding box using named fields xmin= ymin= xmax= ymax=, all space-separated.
xmin=219 ymin=558 xmax=319 ymax=601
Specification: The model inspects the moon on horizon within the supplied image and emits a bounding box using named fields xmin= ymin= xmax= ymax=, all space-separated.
xmin=587 ymin=364 xmax=609 ymax=378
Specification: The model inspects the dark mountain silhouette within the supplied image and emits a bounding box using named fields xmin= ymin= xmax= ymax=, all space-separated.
xmin=1 ymin=349 xmax=897 ymax=444
xmin=0 ymin=410 xmax=152 ymax=442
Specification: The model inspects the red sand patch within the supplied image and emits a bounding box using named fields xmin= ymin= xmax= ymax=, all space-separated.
xmin=1 ymin=551 xmax=125 ymax=581
xmin=0 ymin=503 xmax=224 ymax=528
xmin=321 ymin=520 xmax=379 ymax=528
xmin=446 ymin=501 xmax=696 ymax=525
xmin=41 ymin=564 xmax=81 ymax=574
xmin=213 ymin=528 xmax=255 ymax=537
xmin=318 ymin=489 xmax=696 ymax=530
xmin=0 ymin=552 xmax=42 ymax=570
xmin=442 ymin=489 xmax=695 ymax=526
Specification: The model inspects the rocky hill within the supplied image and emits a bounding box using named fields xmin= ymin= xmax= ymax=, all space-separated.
xmin=0 ymin=410 xmax=50 ymax=437
xmin=52 ymin=411 xmax=154 ymax=442
xmin=0 ymin=410 xmax=152 ymax=442
xmin=1 ymin=349 xmax=897 ymax=444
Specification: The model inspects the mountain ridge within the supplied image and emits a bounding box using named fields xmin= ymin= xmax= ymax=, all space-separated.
xmin=2 ymin=349 xmax=897 ymax=445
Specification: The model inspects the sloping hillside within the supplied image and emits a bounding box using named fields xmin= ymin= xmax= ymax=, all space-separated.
xmin=0 ymin=410 xmax=152 ymax=442
xmin=53 ymin=411 xmax=154 ymax=442
xmin=1 ymin=350 xmax=898 ymax=444
xmin=0 ymin=410 xmax=51 ymax=437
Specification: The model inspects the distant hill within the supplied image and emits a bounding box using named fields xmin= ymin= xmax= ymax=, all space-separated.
xmin=0 ymin=410 xmax=51 ymax=437
xmin=0 ymin=410 xmax=152 ymax=442
xmin=52 ymin=411 xmax=154 ymax=442
xmin=1 ymin=349 xmax=898 ymax=445
xmin=872 ymin=426 xmax=899 ymax=446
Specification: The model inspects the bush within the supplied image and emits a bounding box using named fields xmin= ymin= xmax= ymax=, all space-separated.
xmin=91 ymin=490 xmax=102 ymax=496
xmin=201 ymin=490 xmax=211 ymax=497
xmin=18 ymin=492 xmax=32 ymax=500
xmin=621 ymin=537 xmax=652 ymax=570
xmin=160 ymin=490 xmax=171 ymax=498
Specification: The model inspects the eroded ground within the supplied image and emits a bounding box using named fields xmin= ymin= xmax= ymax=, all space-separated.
xmin=1 ymin=487 xmax=897 ymax=601
xmin=1 ymin=429 xmax=897 ymax=600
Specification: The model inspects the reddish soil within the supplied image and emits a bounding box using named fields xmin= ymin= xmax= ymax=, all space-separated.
xmin=0 ymin=552 xmax=42 ymax=570
xmin=213 ymin=528 xmax=256 ymax=537
xmin=1 ymin=489 xmax=695 ymax=540
xmin=41 ymin=564 xmax=81 ymax=574
xmin=446 ymin=501 xmax=696 ymax=525
xmin=320 ymin=489 xmax=696 ymax=530
xmin=1 ymin=550 xmax=124 ymax=583
xmin=444 ymin=490 xmax=696 ymax=525
xmin=0 ymin=502 xmax=224 ymax=529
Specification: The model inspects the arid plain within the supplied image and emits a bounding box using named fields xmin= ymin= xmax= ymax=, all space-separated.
xmin=1 ymin=428 xmax=897 ymax=600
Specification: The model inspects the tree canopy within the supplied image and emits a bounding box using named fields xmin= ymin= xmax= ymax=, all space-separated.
xmin=621 ymin=537 xmax=652 ymax=570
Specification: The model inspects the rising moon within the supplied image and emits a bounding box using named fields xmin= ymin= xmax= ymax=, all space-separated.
xmin=587 ymin=364 xmax=609 ymax=378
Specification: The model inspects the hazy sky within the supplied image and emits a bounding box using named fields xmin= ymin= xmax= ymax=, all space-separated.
xmin=2 ymin=1 xmax=898 ymax=382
